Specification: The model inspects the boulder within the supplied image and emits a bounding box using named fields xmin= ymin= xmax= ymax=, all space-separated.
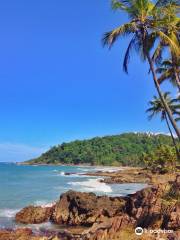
xmin=15 ymin=205 xmax=54 ymax=224
xmin=125 ymin=184 xmax=168 ymax=228
xmin=52 ymin=190 xmax=125 ymax=226
xmin=166 ymin=203 xmax=180 ymax=230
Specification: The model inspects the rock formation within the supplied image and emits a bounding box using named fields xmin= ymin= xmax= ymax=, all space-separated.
xmin=1 ymin=175 xmax=179 ymax=240
xmin=52 ymin=191 xmax=125 ymax=226
xmin=16 ymin=205 xmax=54 ymax=224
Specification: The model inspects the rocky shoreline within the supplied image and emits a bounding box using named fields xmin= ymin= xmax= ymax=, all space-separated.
xmin=0 ymin=168 xmax=180 ymax=240
xmin=82 ymin=167 xmax=178 ymax=185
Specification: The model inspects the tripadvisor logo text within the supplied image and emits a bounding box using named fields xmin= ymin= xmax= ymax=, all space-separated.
xmin=135 ymin=227 xmax=174 ymax=237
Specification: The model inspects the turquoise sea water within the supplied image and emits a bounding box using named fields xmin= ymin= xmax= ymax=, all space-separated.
xmin=0 ymin=163 xmax=146 ymax=229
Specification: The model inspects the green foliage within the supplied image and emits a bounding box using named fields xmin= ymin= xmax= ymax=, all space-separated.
xmin=146 ymin=92 xmax=180 ymax=121
xmin=26 ymin=133 xmax=175 ymax=166
xmin=142 ymin=144 xmax=177 ymax=173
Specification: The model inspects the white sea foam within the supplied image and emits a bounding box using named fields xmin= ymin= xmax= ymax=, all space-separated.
xmin=25 ymin=222 xmax=53 ymax=232
xmin=93 ymin=167 xmax=122 ymax=173
xmin=34 ymin=200 xmax=55 ymax=208
xmin=77 ymin=168 xmax=90 ymax=172
xmin=59 ymin=171 xmax=65 ymax=176
xmin=68 ymin=178 xmax=112 ymax=193
xmin=55 ymin=172 xmax=91 ymax=178
xmin=65 ymin=173 xmax=91 ymax=178
xmin=0 ymin=209 xmax=19 ymax=218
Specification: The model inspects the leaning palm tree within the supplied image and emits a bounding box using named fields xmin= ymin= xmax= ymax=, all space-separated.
xmin=156 ymin=59 xmax=180 ymax=91
xmin=152 ymin=5 xmax=180 ymax=91
xmin=146 ymin=92 xmax=180 ymax=157
xmin=102 ymin=0 xmax=180 ymax=140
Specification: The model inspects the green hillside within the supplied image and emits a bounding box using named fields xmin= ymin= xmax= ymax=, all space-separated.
xmin=25 ymin=132 xmax=174 ymax=166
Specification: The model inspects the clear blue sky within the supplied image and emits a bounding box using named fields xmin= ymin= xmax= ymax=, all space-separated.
xmin=0 ymin=0 xmax=177 ymax=161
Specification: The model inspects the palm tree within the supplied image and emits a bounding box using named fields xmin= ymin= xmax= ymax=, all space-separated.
xmin=152 ymin=6 xmax=180 ymax=91
xmin=102 ymin=0 xmax=180 ymax=140
xmin=146 ymin=92 xmax=180 ymax=158
xmin=156 ymin=59 xmax=180 ymax=91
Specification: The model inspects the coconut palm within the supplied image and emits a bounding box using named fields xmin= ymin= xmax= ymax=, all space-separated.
xmin=156 ymin=59 xmax=180 ymax=91
xmin=102 ymin=0 xmax=180 ymax=140
xmin=152 ymin=6 xmax=180 ymax=91
xmin=146 ymin=92 xmax=180 ymax=158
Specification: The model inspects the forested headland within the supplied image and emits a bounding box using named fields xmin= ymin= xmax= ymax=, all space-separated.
xmin=25 ymin=132 xmax=174 ymax=166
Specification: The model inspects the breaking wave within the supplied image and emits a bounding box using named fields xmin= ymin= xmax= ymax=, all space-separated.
xmin=0 ymin=209 xmax=19 ymax=218
xmin=68 ymin=178 xmax=112 ymax=193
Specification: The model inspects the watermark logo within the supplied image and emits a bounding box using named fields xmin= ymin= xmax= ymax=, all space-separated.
xmin=135 ymin=227 xmax=174 ymax=239
xmin=135 ymin=227 xmax=144 ymax=236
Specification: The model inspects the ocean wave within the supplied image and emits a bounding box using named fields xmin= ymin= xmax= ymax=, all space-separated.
xmin=26 ymin=221 xmax=53 ymax=231
xmin=65 ymin=173 xmax=92 ymax=178
xmin=56 ymin=171 xmax=65 ymax=176
xmin=55 ymin=172 xmax=91 ymax=178
xmin=68 ymin=178 xmax=112 ymax=193
xmin=93 ymin=167 xmax=122 ymax=173
xmin=60 ymin=171 xmax=65 ymax=176
xmin=34 ymin=200 xmax=55 ymax=208
xmin=77 ymin=168 xmax=91 ymax=172
xmin=0 ymin=209 xmax=19 ymax=218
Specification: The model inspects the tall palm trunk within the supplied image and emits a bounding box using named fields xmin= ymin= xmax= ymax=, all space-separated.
xmin=146 ymin=53 xmax=180 ymax=141
xmin=174 ymin=68 xmax=180 ymax=92
xmin=172 ymin=55 xmax=180 ymax=92
xmin=164 ymin=112 xmax=180 ymax=160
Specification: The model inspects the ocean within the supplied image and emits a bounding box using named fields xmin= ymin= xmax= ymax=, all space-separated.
xmin=0 ymin=163 xmax=146 ymax=229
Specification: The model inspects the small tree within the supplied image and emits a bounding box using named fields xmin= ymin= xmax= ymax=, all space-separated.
xmin=146 ymin=92 xmax=180 ymax=158
xmin=142 ymin=145 xmax=177 ymax=174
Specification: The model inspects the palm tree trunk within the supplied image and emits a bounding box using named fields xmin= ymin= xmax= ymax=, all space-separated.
xmin=172 ymin=56 xmax=180 ymax=92
xmin=173 ymin=67 xmax=180 ymax=92
xmin=146 ymin=53 xmax=180 ymax=141
xmin=164 ymin=112 xmax=180 ymax=160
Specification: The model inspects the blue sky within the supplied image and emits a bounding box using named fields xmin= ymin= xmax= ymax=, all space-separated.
xmin=0 ymin=0 xmax=177 ymax=162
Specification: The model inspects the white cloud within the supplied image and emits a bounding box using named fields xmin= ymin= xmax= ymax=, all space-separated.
xmin=0 ymin=143 xmax=48 ymax=162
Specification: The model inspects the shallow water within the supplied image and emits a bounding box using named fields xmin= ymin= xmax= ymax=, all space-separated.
xmin=0 ymin=163 xmax=147 ymax=229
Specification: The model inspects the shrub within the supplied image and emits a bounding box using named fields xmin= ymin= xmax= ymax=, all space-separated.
xmin=142 ymin=145 xmax=177 ymax=174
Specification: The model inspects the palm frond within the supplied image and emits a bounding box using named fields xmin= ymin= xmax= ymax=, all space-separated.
xmin=175 ymin=117 xmax=180 ymax=122
xmin=111 ymin=0 xmax=128 ymax=10
xmin=123 ymin=35 xmax=136 ymax=73
xmin=157 ymin=31 xmax=180 ymax=57
xmin=158 ymin=70 xmax=172 ymax=84
xmin=102 ymin=22 xmax=136 ymax=48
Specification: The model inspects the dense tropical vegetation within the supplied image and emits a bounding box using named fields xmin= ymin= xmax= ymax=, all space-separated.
xmin=26 ymin=133 xmax=175 ymax=166
xmin=146 ymin=92 xmax=180 ymax=157
xmin=142 ymin=144 xmax=178 ymax=173
xmin=103 ymin=0 xmax=180 ymax=141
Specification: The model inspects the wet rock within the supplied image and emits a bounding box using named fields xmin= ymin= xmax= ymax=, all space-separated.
xmin=15 ymin=205 xmax=54 ymax=224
